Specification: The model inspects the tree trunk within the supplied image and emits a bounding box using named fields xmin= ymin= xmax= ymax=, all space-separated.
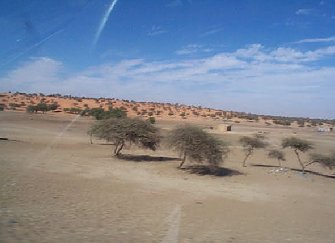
xmin=294 ymin=149 xmax=305 ymax=173
xmin=179 ymin=152 xmax=187 ymax=168
xmin=304 ymin=160 xmax=315 ymax=168
xmin=89 ymin=133 xmax=93 ymax=144
xmin=115 ymin=142 xmax=124 ymax=156
xmin=242 ymin=151 xmax=252 ymax=167
xmin=113 ymin=142 xmax=120 ymax=155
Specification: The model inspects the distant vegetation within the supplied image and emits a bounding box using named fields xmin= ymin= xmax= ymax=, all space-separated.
xmin=273 ymin=119 xmax=292 ymax=126
xmin=26 ymin=102 xmax=59 ymax=113
xmin=2 ymin=92 xmax=335 ymax=126
xmin=85 ymin=107 xmax=127 ymax=120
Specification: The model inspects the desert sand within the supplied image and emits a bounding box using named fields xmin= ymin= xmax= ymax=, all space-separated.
xmin=1 ymin=110 xmax=335 ymax=243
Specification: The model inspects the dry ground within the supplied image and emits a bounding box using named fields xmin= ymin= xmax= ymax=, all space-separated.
xmin=1 ymin=111 xmax=335 ymax=243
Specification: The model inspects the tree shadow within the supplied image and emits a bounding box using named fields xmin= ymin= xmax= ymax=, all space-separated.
xmin=0 ymin=137 xmax=20 ymax=142
xmin=181 ymin=165 xmax=243 ymax=177
xmin=116 ymin=154 xmax=181 ymax=162
xmin=252 ymin=164 xmax=335 ymax=179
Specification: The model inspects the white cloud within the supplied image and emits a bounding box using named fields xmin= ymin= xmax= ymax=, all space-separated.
xmin=176 ymin=44 xmax=212 ymax=55
xmin=148 ymin=25 xmax=167 ymax=36
xmin=294 ymin=36 xmax=335 ymax=44
xmin=1 ymin=43 xmax=335 ymax=117
xmin=0 ymin=57 xmax=63 ymax=93
xmin=295 ymin=8 xmax=313 ymax=15
xmin=200 ymin=27 xmax=224 ymax=37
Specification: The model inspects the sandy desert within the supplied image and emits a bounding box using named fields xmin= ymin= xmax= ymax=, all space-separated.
xmin=1 ymin=96 xmax=335 ymax=243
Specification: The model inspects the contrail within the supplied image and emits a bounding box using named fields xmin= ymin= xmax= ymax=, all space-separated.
xmin=30 ymin=114 xmax=81 ymax=167
xmin=1 ymin=28 xmax=64 ymax=68
xmin=92 ymin=0 xmax=119 ymax=49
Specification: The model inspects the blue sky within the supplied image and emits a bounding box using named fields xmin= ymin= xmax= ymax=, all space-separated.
xmin=0 ymin=0 xmax=335 ymax=118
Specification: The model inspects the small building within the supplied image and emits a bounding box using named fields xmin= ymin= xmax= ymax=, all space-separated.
xmin=217 ymin=124 xmax=232 ymax=132
xmin=317 ymin=127 xmax=332 ymax=132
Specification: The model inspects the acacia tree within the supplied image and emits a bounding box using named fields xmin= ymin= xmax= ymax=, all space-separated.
xmin=239 ymin=135 xmax=268 ymax=167
xmin=268 ymin=149 xmax=286 ymax=167
xmin=89 ymin=117 xmax=160 ymax=156
xmin=167 ymin=125 xmax=229 ymax=168
xmin=282 ymin=137 xmax=313 ymax=173
xmin=307 ymin=152 xmax=335 ymax=170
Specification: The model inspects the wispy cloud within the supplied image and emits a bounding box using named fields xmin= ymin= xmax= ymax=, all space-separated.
xmin=200 ymin=27 xmax=224 ymax=37
xmin=148 ymin=26 xmax=167 ymax=36
xmin=295 ymin=8 xmax=313 ymax=15
xmin=1 ymin=43 xmax=335 ymax=117
xmin=293 ymin=36 xmax=335 ymax=44
xmin=176 ymin=44 xmax=212 ymax=55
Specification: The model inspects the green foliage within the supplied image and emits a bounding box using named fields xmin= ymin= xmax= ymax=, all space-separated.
xmin=239 ymin=135 xmax=268 ymax=167
xmin=36 ymin=103 xmax=48 ymax=113
xmin=167 ymin=125 xmax=229 ymax=168
xmin=273 ymin=119 xmax=291 ymax=126
xmin=282 ymin=137 xmax=313 ymax=152
xmin=89 ymin=117 xmax=160 ymax=155
xmin=26 ymin=105 xmax=37 ymax=113
xmin=26 ymin=102 xmax=58 ymax=113
xmin=282 ymin=137 xmax=314 ymax=173
xmin=147 ymin=116 xmax=156 ymax=124
xmin=237 ymin=113 xmax=259 ymax=121
xmin=64 ymin=107 xmax=82 ymax=114
xmin=309 ymin=152 xmax=335 ymax=170
xmin=88 ymin=107 xmax=126 ymax=120
xmin=48 ymin=103 xmax=59 ymax=111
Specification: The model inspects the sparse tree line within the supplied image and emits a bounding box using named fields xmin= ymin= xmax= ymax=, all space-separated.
xmin=26 ymin=102 xmax=59 ymax=113
xmin=88 ymin=116 xmax=335 ymax=174
xmin=6 ymin=91 xmax=334 ymax=126
xmin=239 ymin=135 xmax=335 ymax=172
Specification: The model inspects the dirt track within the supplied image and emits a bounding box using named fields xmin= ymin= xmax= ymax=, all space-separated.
xmin=1 ymin=112 xmax=335 ymax=242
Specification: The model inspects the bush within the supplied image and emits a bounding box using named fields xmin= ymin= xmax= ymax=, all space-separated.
xmin=273 ymin=119 xmax=291 ymax=126
xmin=268 ymin=149 xmax=286 ymax=167
xmin=26 ymin=105 xmax=37 ymax=113
xmin=65 ymin=107 xmax=82 ymax=114
xmin=167 ymin=125 xmax=229 ymax=168
xmin=89 ymin=117 xmax=160 ymax=155
xmin=88 ymin=107 xmax=126 ymax=120
xmin=36 ymin=103 xmax=48 ymax=113
xmin=147 ymin=116 xmax=156 ymax=124
xmin=297 ymin=120 xmax=305 ymax=127
xmin=48 ymin=103 xmax=59 ymax=111
xmin=239 ymin=135 xmax=268 ymax=167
